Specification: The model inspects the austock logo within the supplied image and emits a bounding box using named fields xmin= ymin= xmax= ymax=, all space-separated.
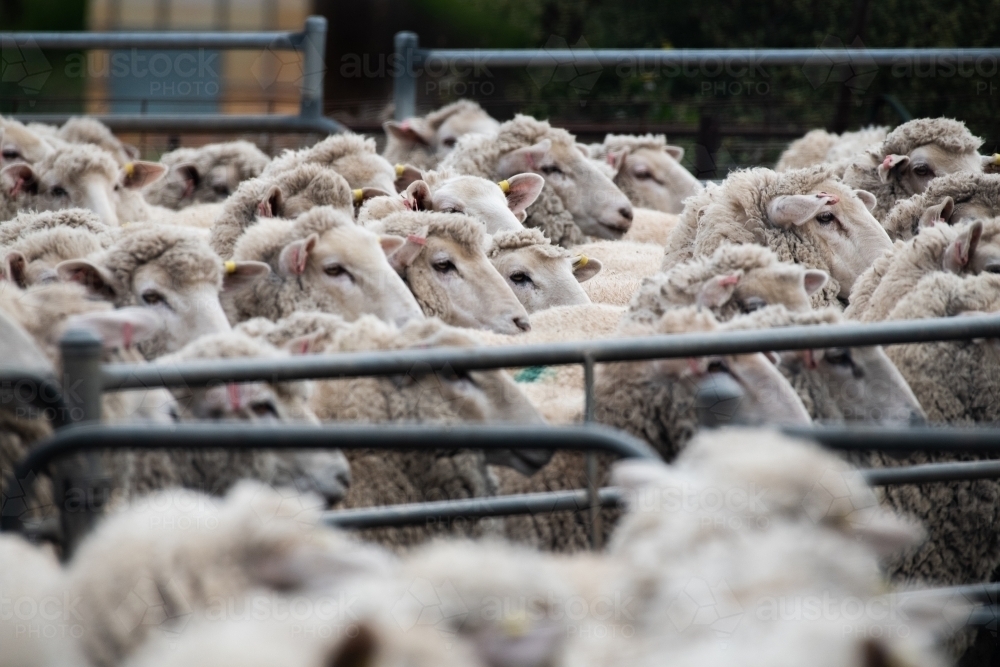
xmin=1 ymin=36 xmax=52 ymax=98
xmin=528 ymin=36 xmax=603 ymax=93
xmin=802 ymin=36 xmax=878 ymax=94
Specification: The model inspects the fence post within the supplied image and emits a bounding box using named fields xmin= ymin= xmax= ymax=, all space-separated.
xmin=56 ymin=328 xmax=106 ymax=559
xmin=299 ymin=15 xmax=328 ymax=121
xmin=583 ymin=352 xmax=603 ymax=550
xmin=393 ymin=31 xmax=419 ymax=121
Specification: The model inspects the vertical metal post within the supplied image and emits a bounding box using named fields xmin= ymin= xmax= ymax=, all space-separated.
xmin=393 ymin=31 xmax=419 ymax=121
xmin=56 ymin=328 xmax=105 ymax=559
xmin=583 ymin=352 xmax=602 ymax=550
xmin=299 ymin=16 xmax=328 ymax=122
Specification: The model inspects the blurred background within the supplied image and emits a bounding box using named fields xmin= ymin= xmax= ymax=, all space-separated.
xmin=3 ymin=0 xmax=999 ymax=172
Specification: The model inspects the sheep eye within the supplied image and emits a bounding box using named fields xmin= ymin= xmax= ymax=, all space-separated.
xmin=816 ymin=212 xmax=835 ymax=224
xmin=51 ymin=186 xmax=69 ymax=197
xmin=633 ymin=169 xmax=652 ymax=180
xmin=540 ymin=164 xmax=563 ymax=175
xmin=509 ymin=271 xmax=533 ymax=285
xmin=741 ymin=296 xmax=767 ymax=313
xmin=441 ymin=207 xmax=463 ymax=214
xmin=250 ymin=401 xmax=279 ymax=419
xmin=442 ymin=137 xmax=457 ymax=148
xmin=824 ymin=348 xmax=852 ymax=366
xmin=141 ymin=289 xmax=166 ymax=306
xmin=912 ymin=165 xmax=932 ymax=177
xmin=1 ymin=149 xmax=20 ymax=160
xmin=213 ymin=184 xmax=230 ymax=196
xmin=324 ymin=264 xmax=349 ymax=278
xmin=432 ymin=259 xmax=456 ymax=273
xmin=707 ymin=359 xmax=728 ymax=374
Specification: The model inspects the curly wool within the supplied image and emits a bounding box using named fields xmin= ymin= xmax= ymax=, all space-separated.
xmin=0 ymin=208 xmax=110 ymax=246
xmin=235 ymin=312 xmax=348 ymax=351
xmin=209 ymin=163 xmax=353 ymax=259
xmin=226 ymin=206 xmax=358 ymax=322
xmin=57 ymin=117 xmax=136 ymax=164
xmin=142 ymin=140 xmax=271 ymax=208
xmin=266 ymin=133 xmax=376 ymax=173
xmin=628 ymin=243 xmax=782 ymax=324
xmin=591 ymin=133 xmax=668 ymax=157
xmin=882 ymin=172 xmax=1000 ymax=240
xmin=487 ymin=227 xmax=568 ymax=260
xmin=663 ymin=166 xmax=844 ymax=306
xmin=441 ymin=115 xmax=587 ymax=247
xmin=775 ymin=127 xmax=888 ymax=172
xmin=4 ymin=227 xmax=107 ymax=284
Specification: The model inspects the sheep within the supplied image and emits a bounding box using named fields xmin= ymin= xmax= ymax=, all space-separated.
xmin=842 ymin=118 xmax=984 ymax=221
xmin=0 ymin=209 xmax=116 ymax=286
xmin=225 ymin=206 xmax=424 ymax=326
xmin=141 ymin=140 xmax=271 ymax=209
xmin=382 ymin=99 xmax=500 ymax=169
xmin=264 ymin=133 xmax=398 ymax=195
xmin=64 ymin=481 xmax=395 ymax=667
xmin=846 ymin=219 xmax=1000 ymax=322
xmin=663 ymin=165 xmax=893 ymax=307
xmin=880 ymin=171 xmax=1000 ymax=241
xmin=487 ymin=228 xmax=601 ymax=313
xmin=365 ymin=210 xmax=531 ymax=334
xmin=56 ymin=223 xmax=268 ymax=359
xmin=622 ymin=208 xmax=681 ymax=246
xmin=403 ymin=169 xmax=545 ymax=233
xmin=441 ymin=114 xmax=633 ymax=246
xmin=588 ymin=134 xmax=703 ymax=214
xmin=0 ymin=207 xmax=110 ymax=244
xmin=0 ymin=116 xmax=54 ymax=165
xmin=626 ymin=243 xmax=829 ymax=325
xmin=55 ymin=116 xmax=140 ymax=165
xmin=723 ymin=305 xmax=925 ymax=424
xmin=107 ymin=331 xmax=352 ymax=505
xmin=297 ymin=314 xmax=549 ymax=547
xmin=235 ymin=311 xmax=349 ymax=354
xmin=209 ymin=163 xmax=354 ymax=260
xmin=775 ymin=126 xmax=889 ymax=172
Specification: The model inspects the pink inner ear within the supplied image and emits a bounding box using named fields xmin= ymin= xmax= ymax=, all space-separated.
xmin=10 ymin=177 xmax=26 ymax=197
xmin=122 ymin=322 xmax=134 ymax=349
xmin=719 ymin=274 xmax=740 ymax=286
xmin=257 ymin=199 xmax=272 ymax=217
xmin=407 ymin=234 xmax=426 ymax=246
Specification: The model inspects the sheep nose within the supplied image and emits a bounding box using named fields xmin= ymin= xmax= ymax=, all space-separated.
xmin=335 ymin=467 xmax=352 ymax=491
xmin=513 ymin=316 xmax=531 ymax=332
xmin=619 ymin=206 xmax=633 ymax=221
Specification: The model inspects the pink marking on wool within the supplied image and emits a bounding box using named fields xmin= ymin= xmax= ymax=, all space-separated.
xmin=227 ymin=383 xmax=242 ymax=413
xmin=123 ymin=322 xmax=134 ymax=349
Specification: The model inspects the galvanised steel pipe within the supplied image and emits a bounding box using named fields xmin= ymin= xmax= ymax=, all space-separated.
xmin=8 ymin=114 xmax=346 ymax=135
xmin=413 ymin=47 xmax=1000 ymax=68
xmin=861 ymin=460 xmax=1000 ymax=485
xmin=784 ymin=425 xmax=1000 ymax=453
xmin=101 ymin=313 xmax=1000 ymax=391
xmin=325 ymin=487 xmax=625 ymax=529
xmin=0 ymin=31 xmax=298 ymax=50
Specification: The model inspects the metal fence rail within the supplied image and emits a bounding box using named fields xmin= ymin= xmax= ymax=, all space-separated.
xmin=1 ymin=16 xmax=344 ymax=135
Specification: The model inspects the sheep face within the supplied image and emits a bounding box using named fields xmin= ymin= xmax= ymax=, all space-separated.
xmin=385 ymin=105 xmax=499 ymax=162
xmin=780 ymin=346 xmax=926 ymax=424
xmin=879 ymin=143 xmax=982 ymax=196
xmin=394 ymin=232 xmax=531 ymax=334
xmin=283 ymin=225 xmax=424 ymax=327
xmin=489 ymin=245 xmax=600 ymax=313
xmin=0 ymin=120 xmax=53 ymax=165
xmin=406 ymin=173 xmax=543 ymax=234
xmin=609 ymin=145 xmax=703 ymax=214
xmin=698 ymin=264 xmax=828 ymax=319
xmin=690 ymin=353 xmax=813 ymax=426
xmin=332 ymin=152 xmax=398 ymax=194
xmin=497 ymin=138 xmax=634 ymax=239
xmin=3 ymin=228 xmax=104 ymax=288
xmin=767 ymin=185 xmax=892 ymax=297
xmin=2 ymin=148 xmax=121 ymax=225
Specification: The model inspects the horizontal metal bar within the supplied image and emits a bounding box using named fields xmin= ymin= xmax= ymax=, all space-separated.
xmin=784 ymin=425 xmax=1000 ymax=454
xmin=0 ymin=31 xmax=300 ymax=50
xmin=899 ymin=582 xmax=1000 ymax=604
xmin=415 ymin=47 xmax=1000 ymax=68
xmin=861 ymin=460 xmax=1000 ymax=485
xmin=325 ymin=487 xmax=624 ymax=529
xmin=9 ymin=114 xmax=346 ymax=135
xmin=102 ymin=314 xmax=1000 ymax=391
xmin=966 ymin=605 xmax=999 ymax=628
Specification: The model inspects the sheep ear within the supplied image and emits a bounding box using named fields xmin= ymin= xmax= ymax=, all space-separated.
xmin=943 ymin=221 xmax=983 ymax=274
xmin=66 ymin=307 xmax=163 ymax=350
xmin=393 ymin=163 xmax=423 ymax=193
xmin=284 ymin=333 xmax=322 ymax=356
xmin=56 ymin=259 xmax=119 ymax=299
xmin=278 ymin=234 xmax=318 ymax=276
xmin=174 ymin=162 xmax=200 ymax=200
xmin=503 ymin=173 xmax=544 ymax=216
xmin=572 ymin=255 xmax=602 ymax=283
xmin=120 ymin=161 xmax=167 ymax=189
xmin=387 ymin=234 xmax=426 ymax=273
xmin=803 ymin=269 xmax=829 ymax=296
xmin=604 ymin=149 xmax=627 ymax=176
xmin=355 ymin=187 xmax=392 ymax=207
xmin=697 ymin=273 xmax=741 ymax=308
xmin=767 ymin=194 xmax=831 ymax=227
xmin=403 ymin=180 xmax=433 ymax=211
xmin=496 ymin=139 xmax=553 ymax=176
xmin=918 ymin=196 xmax=955 ymax=229
xmin=383 ymin=119 xmax=432 ymax=146
xmin=4 ymin=251 xmax=27 ymax=288
xmin=379 ymin=234 xmax=406 ymax=256
xmin=223 ymin=260 xmax=270 ymax=293
xmin=324 ymin=624 xmax=379 ymax=667
xmin=122 ymin=143 xmax=141 ymax=160
xmin=665 ymin=145 xmax=685 ymax=161
xmin=854 ymin=189 xmax=877 ymax=212
xmin=257 ymin=185 xmax=283 ymax=218
xmin=877 ymin=154 xmax=909 ymax=183
xmin=2 ymin=163 xmax=38 ymax=197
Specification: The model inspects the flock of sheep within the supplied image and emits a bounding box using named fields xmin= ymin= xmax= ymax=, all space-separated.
xmin=1 ymin=98 xmax=1000 ymax=667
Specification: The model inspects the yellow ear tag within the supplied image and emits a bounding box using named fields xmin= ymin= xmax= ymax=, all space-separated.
xmin=395 ymin=164 xmax=406 ymax=177
xmin=573 ymin=254 xmax=589 ymax=269
xmin=124 ymin=162 xmax=135 ymax=179
xmin=353 ymin=189 xmax=364 ymax=204
xmin=498 ymin=179 xmax=510 ymax=193
xmin=224 ymin=261 xmax=237 ymax=274
xmin=993 ymin=154 xmax=1000 ymax=166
